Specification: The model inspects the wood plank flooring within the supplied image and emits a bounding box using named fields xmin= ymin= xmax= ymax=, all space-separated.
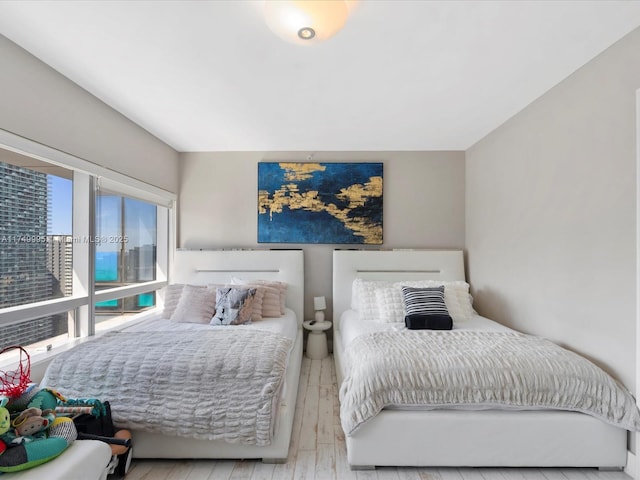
xmin=126 ymin=356 xmax=632 ymax=480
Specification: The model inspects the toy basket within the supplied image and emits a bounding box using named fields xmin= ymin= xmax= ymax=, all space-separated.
xmin=0 ymin=345 xmax=31 ymax=399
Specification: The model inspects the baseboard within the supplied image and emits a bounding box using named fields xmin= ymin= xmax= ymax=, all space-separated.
xmin=625 ymin=449 xmax=636 ymax=478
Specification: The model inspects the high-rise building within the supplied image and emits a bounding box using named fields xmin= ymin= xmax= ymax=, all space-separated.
xmin=47 ymin=235 xmax=73 ymax=298
xmin=0 ymin=162 xmax=65 ymax=348
xmin=0 ymin=162 xmax=51 ymax=308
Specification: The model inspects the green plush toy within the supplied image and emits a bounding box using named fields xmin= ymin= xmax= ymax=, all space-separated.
xmin=0 ymin=397 xmax=11 ymax=456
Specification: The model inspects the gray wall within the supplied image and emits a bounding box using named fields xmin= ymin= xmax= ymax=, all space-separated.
xmin=0 ymin=34 xmax=179 ymax=193
xmin=179 ymin=151 xmax=465 ymax=321
xmin=466 ymin=28 xmax=640 ymax=390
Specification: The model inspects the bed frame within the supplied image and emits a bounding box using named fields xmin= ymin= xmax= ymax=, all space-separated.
xmin=332 ymin=249 xmax=627 ymax=469
xmin=126 ymin=249 xmax=304 ymax=462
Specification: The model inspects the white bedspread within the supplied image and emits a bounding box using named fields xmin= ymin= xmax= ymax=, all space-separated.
xmin=42 ymin=329 xmax=292 ymax=445
xmin=340 ymin=329 xmax=640 ymax=435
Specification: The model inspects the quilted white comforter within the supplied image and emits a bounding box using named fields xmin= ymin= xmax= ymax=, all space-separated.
xmin=42 ymin=329 xmax=292 ymax=445
xmin=340 ymin=330 xmax=640 ymax=435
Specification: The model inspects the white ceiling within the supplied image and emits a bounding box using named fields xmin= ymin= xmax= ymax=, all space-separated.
xmin=0 ymin=0 xmax=639 ymax=152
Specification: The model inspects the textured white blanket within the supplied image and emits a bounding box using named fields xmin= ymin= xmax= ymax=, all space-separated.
xmin=42 ymin=329 xmax=292 ymax=445
xmin=340 ymin=330 xmax=640 ymax=435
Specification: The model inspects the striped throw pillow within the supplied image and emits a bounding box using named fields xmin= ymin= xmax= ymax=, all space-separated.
xmin=401 ymin=286 xmax=450 ymax=317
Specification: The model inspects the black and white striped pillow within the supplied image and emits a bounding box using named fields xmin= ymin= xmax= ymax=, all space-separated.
xmin=401 ymin=286 xmax=450 ymax=316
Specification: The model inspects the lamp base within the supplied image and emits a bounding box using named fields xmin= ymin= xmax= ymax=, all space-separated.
xmin=314 ymin=311 xmax=325 ymax=323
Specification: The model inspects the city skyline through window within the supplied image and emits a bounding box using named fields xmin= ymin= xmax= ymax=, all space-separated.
xmin=1 ymin=161 xmax=159 ymax=348
xmin=0 ymin=161 xmax=72 ymax=348
xmin=0 ymin=139 xmax=172 ymax=356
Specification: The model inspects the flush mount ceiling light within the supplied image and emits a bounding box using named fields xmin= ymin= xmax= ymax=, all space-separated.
xmin=264 ymin=0 xmax=351 ymax=45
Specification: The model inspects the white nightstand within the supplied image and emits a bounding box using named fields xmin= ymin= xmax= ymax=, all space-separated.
xmin=302 ymin=320 xmax=332 ymax=360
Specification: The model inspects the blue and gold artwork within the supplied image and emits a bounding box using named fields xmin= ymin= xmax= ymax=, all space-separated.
xmin=258 ymin=162 xmax=383 ymax=244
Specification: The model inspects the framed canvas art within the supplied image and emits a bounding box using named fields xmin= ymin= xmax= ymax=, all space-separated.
xmin=258 ymin=162 xmax=383 ymax=244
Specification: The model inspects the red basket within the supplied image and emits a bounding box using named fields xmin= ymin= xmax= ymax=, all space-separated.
xmin=0 ymin=346 xmax=31 ymax=399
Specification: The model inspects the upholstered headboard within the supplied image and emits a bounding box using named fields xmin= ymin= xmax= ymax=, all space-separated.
xmin=172 ymin=249 xmax=304 ymax=324
xmin=332 ymin=249 xmax=465 ymax=329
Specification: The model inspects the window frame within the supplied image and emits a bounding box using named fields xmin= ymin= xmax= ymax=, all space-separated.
xmin=0 ymin=128 xmax=175 ymax=350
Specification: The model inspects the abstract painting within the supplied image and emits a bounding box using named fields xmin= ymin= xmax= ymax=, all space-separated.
xmin=258 ymin=162 xmax=383 ymax=244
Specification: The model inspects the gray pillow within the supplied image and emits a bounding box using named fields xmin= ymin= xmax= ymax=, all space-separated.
xmin=211 ymin=287 xmax=256 ymax=326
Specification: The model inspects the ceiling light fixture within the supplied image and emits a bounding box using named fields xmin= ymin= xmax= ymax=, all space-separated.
xmin=264 ymin=0 xmax=351 ymax=45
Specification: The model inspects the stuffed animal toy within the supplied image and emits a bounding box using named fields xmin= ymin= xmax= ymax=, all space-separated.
xmin=0 ymin=397 xmax=11 ymax=456
xmin=0 ymin=387 xmax=76 ymax=473
xmin=11 ymin=407 xmax=54 ymax=439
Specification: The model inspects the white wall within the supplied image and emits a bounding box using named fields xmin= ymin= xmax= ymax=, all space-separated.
xmin=179 ymin=151 xmax=465 ymax=321
xmin=0 ymin=34 xmax=178 ymax=193
xmin=466 ymin=27 xmax=640 ymax=390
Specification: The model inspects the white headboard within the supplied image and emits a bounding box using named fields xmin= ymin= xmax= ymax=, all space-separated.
xmin=332 ymin=249 xmax=465 ymax=329
xmin=172 ymin=249 xmax=304 ymax=324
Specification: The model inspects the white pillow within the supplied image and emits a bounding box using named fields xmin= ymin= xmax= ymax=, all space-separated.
xmin=351 ymin=278 xmax=393 ymax=322
xmin=161 ymin=284 xmax=185 ymax=319
xmin=374 ymin=286 xmax=405 ymax=323
xmin=170 ymin=285 xmax=216 ymax=324
xmin=352 ymin=278 xmax=475 ymax=323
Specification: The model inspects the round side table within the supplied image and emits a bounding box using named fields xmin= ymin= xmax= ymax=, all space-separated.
xmin=302 ymin=320 xmax=332 ymax=360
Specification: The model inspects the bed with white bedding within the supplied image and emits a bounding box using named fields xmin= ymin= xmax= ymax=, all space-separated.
xmin=42 ymin=249 xmax=304 ymax=463
xmin=333 ymin=249 xmax=639 ymax=469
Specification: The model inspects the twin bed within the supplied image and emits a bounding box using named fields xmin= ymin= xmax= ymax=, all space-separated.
xmin=41 ymin=249 xmax=304 ymax=463
xmin=333 ymin=249 xmax=638 ymax=470
xmin=34 ymin=248 xmax=638 ymax=471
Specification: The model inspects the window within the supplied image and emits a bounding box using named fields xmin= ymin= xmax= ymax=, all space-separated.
xmin=0 ymin=311 xmax=74 ymax=354
xmin=95 ymin=192 xmax=165 ymax=325
xmin=0 ymin=137 xmax=174 ymax=354
xmin=95 ymin=195 xmax=157 ymax=288
xmin=0 ymin=157 xmax=74 ymax=349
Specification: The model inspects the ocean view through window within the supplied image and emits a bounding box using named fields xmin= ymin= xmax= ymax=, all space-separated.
xmin=95 ymin=193 xmax=157 ymax=323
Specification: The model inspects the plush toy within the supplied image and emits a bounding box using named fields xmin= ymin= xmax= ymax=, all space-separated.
xmin=0 ymin=397 xmax=11 ymax=456
xmin=11 ymin=407 xmax=54 ymax=439
xmin=0 ymin=387 xmax=76 ymax=473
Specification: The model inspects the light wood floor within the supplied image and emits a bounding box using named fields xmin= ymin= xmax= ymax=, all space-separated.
xmin=126 ymin=356 xmax=631 ymax=480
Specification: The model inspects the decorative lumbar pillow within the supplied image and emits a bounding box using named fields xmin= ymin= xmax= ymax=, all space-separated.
xmin=211 ymin=287 xmax=256 ymax=326
xmin=401 ymin=286 xmax=453 ymax=330
xmin=162 ymin=284 xmax=185 ymax=319
xmin=170 ymin=285 xmax=216 ymax=324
